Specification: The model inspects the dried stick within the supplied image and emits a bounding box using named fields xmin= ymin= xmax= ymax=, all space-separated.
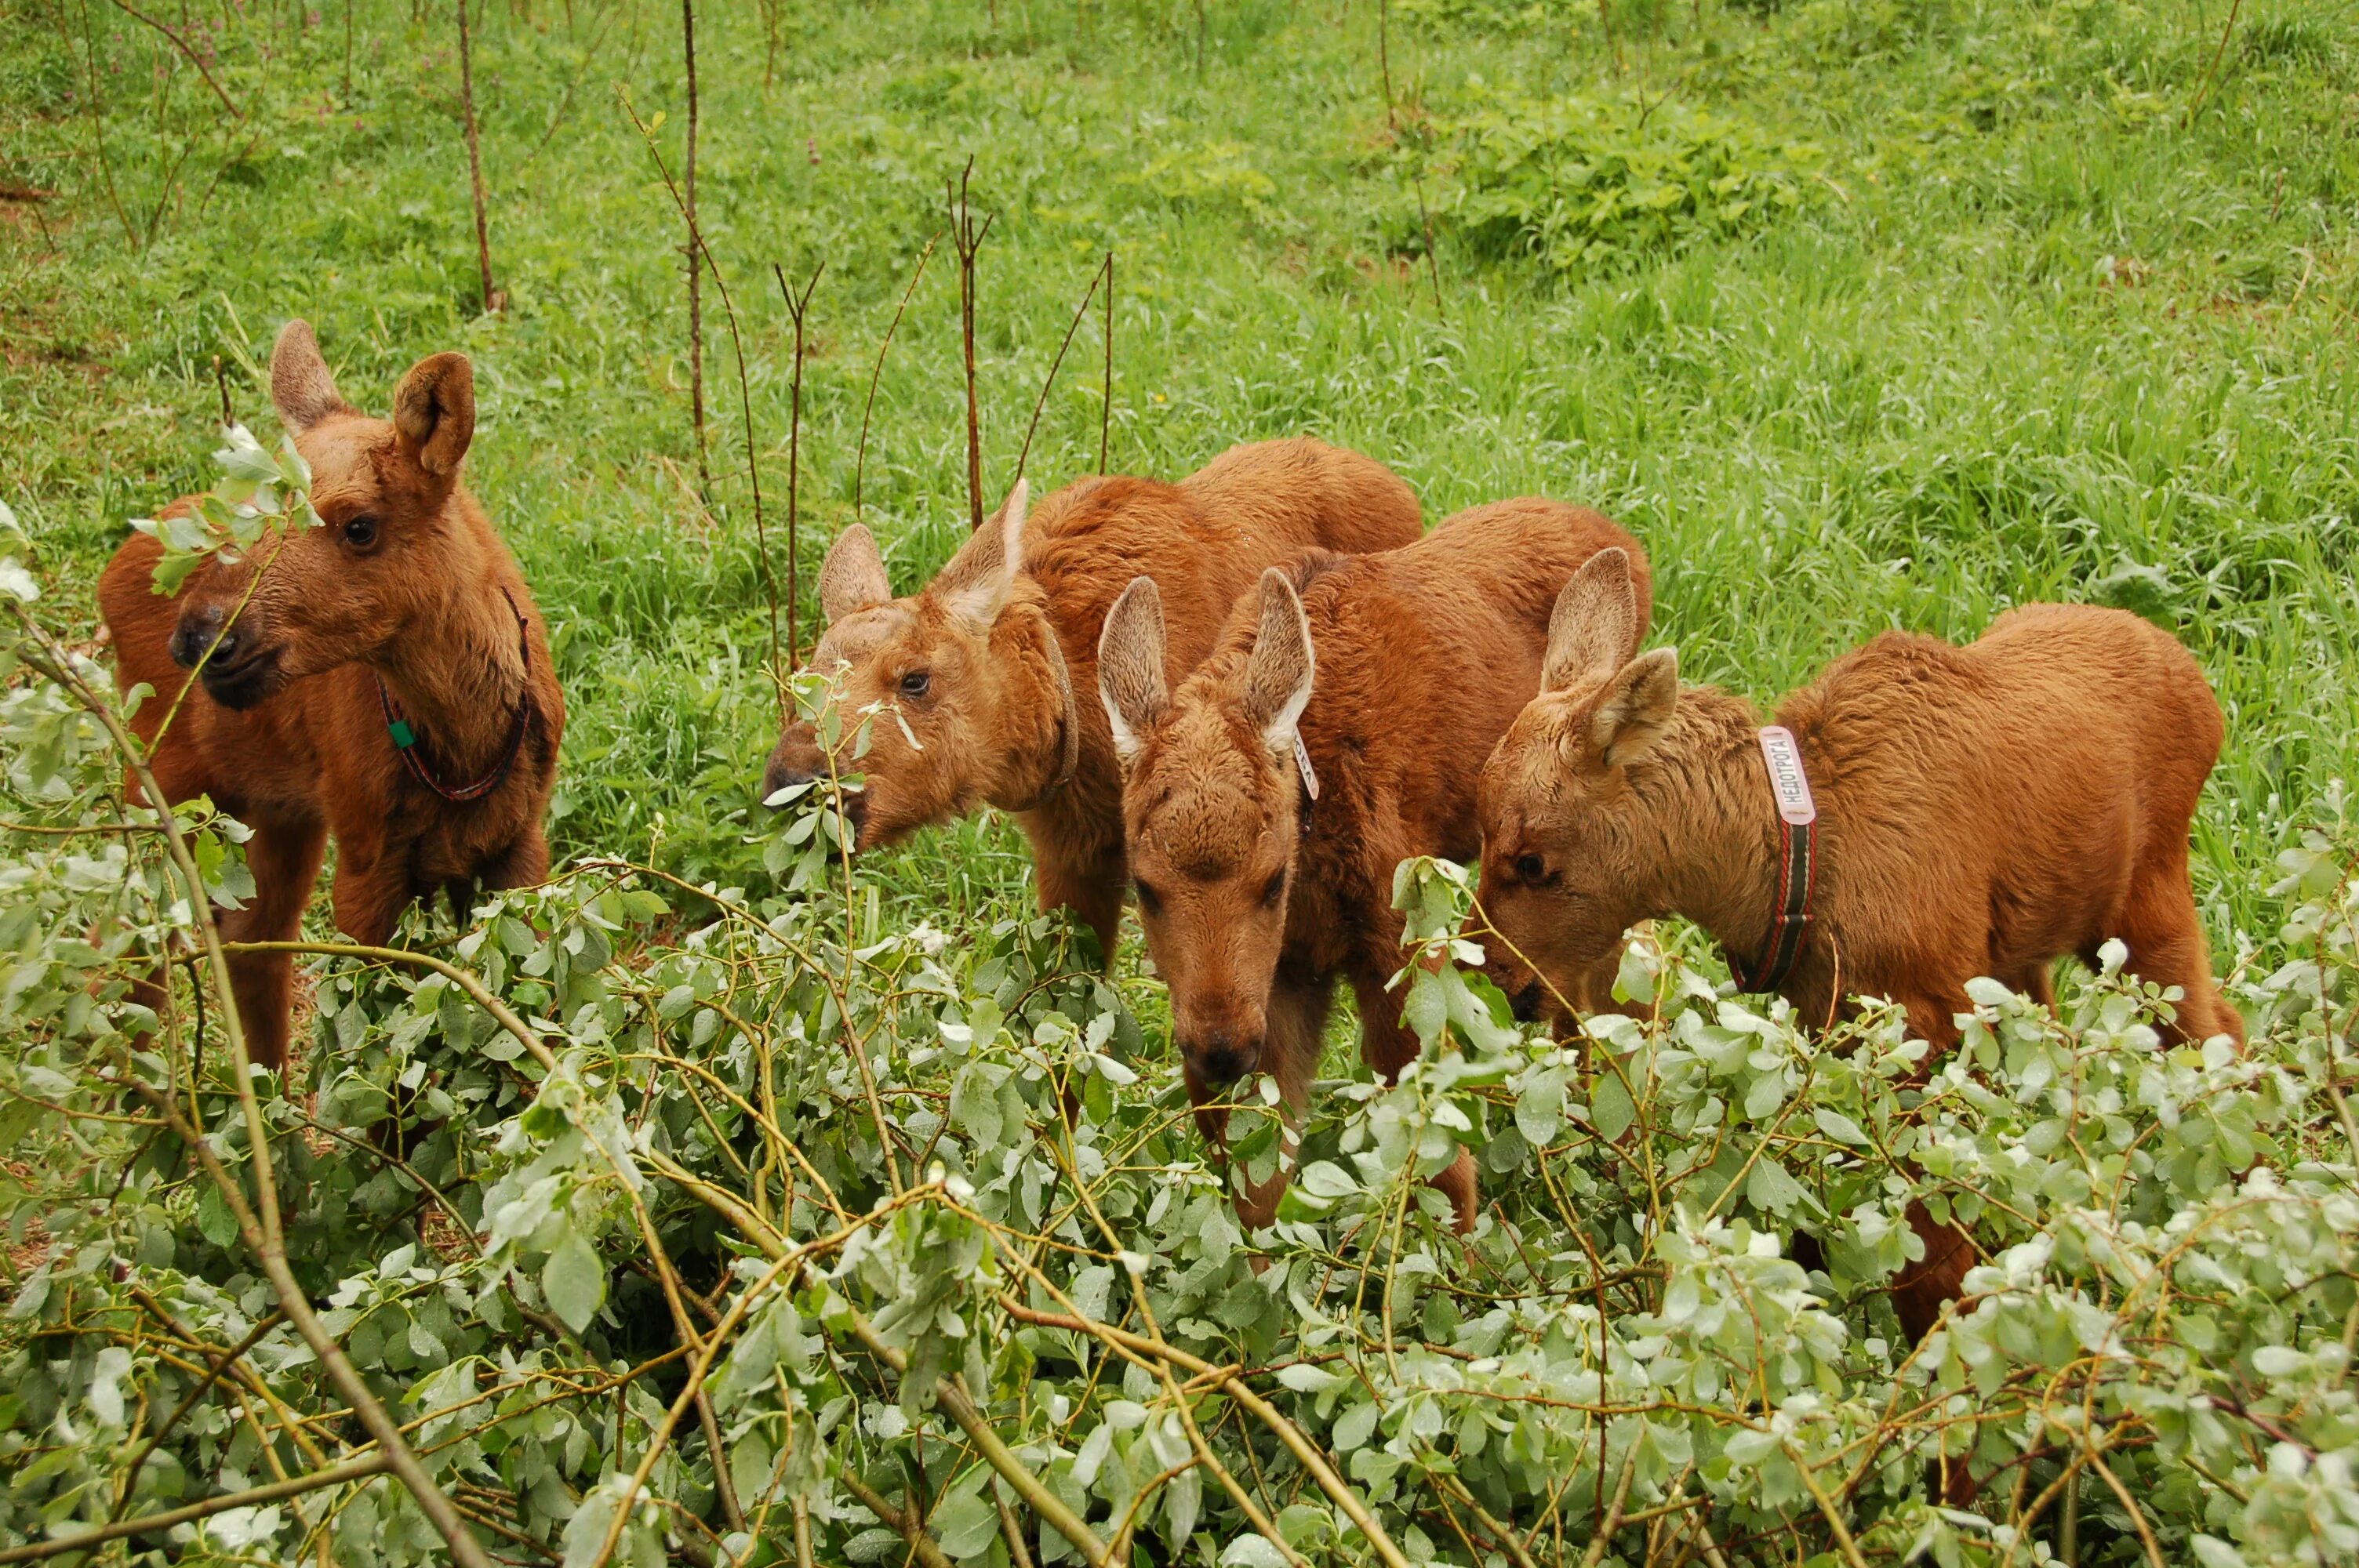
xmin=682 ymin=0 xmax=709 ymax=498
xmin=456 ymin=0 xmax=500 ymax=313
xmin=773 ymin=261 xmax=824 ymax=674
xmin=854 ymin=232 xmax=941 ymax=524
xmin=1016 ymin=253 xmax=1110 ymax=484
xmin=947 ymin=160 xmax=995 ymax=532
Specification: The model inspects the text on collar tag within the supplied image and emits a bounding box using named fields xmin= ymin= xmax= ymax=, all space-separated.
xmin=1757 ymin=725 xmax=1816 ymax=826
xmin=1292 ymin=732 xmax=1321 ymax=801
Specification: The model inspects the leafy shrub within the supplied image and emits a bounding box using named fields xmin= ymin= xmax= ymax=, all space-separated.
xmin=4 ymin=474 xmax=2359 ymax=1566
xmin=1391 ymin=91 xmax=1827 ymax=275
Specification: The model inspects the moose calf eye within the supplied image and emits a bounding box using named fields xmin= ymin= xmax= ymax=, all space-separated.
xmin=1260 ymin=869 xmax=1287 ymax=909
xmin=1135 ymin=880 xmax=1163 ymax=916
xmin=342 ymin=515 xmax=380 ymax=549
xmin=1514 ymin=853 xmax=1547 ymax=884
xmin=899 ymin=670 xmax=931 ymax=700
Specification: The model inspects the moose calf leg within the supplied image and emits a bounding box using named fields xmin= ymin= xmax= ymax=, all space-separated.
xmin=2112 ymin=858 xmax=2244 ymax=1048
xmin=220 ymin=816 xmax=328 ymax=1073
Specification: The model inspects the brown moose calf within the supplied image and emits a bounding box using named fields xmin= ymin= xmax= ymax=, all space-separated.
xmin=1097 ymin=499 xmax=1651 ymax=1229
xmin=1473 ymin=553 xmax=2240 ymax=1338
xmin=99 ymin=321 xmax=564 ymax=1070
xmin=761 ymin=438 xmax=1420 ymax=960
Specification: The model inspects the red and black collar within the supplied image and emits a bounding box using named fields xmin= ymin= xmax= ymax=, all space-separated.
xmin=1728 ymin=724 xmax=1818 ymax=993
xmin=376 ymin=586 xmax=536 ymax=804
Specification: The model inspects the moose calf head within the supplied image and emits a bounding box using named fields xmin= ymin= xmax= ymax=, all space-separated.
xmin=170 ymin=320 xmax=483 ymax=710
xmin=1098 ymin=568 xmax=1315 ymax=1091
xmin=1475 ymin=548 xmax=1681 ymax=1013
xmin=761 ymin=483 xmax=1031 ymax=848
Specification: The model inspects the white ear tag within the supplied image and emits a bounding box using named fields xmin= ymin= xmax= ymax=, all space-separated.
xmin=1292 ymin=733 xmax=1321 ymax=800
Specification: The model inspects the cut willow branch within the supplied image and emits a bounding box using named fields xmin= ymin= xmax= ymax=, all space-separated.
xmin=17 ymin=619 xmax=496 ymax=1568
xmin=1000 ymin=1301 xmax=1412 ymax=1568
xmin=838 ymin=1471 xmax=955 ymax=1568
xmin=0 ymin=1455 xmax=392 ymax=1565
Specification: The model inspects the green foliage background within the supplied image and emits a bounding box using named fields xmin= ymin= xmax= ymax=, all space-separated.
xmin=3 ymin=0 xmax=2359 ymax=1563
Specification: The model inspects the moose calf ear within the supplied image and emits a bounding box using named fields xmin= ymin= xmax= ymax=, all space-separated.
xmin=1242 ymin=568 xmax=1315 ymax=756
xmin=1096 ymin=575 xmax=1168 ymax=765
xmin=1590 ymin=648 xmax=1678 ymax=768
xmin=270 ymin=320 xmax=349 ymax=434
xmin=939 ymin=478 xmax=1030 ymax=628
xmin=1542 ymin=547 xmax=1641 ymax=695
xmin=392 ymin=352 xmax=476 ymax=476
xmin=818 ymin=524 xmax=892 ymax=623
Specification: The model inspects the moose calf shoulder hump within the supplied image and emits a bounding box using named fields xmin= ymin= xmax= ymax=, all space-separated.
xmin=98 ymin=319 xmax=565 ymax=1070
xmin=1473 ymin=563 xmax=2240 ymax=1341
xmin=760 ymin=437 xmax=1421 ymax=962
xmin=1098 ymin=498 xmax=1652 ymax=1232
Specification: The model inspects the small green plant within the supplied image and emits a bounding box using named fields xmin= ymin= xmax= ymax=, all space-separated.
xmin=1390 ymin=90 xmax=1827 ymax=275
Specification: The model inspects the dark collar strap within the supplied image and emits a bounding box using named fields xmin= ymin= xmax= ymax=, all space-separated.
xmin=1001 ymin=619 xmax=1081 ymax=814
xmin=1729 ymin=724 xmax=1818 ymax=993
xmin=376 ymin=586 xmax=536 ymax=804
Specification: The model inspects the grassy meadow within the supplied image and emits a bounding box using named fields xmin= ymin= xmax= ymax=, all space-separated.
xmin=5 ymin=0 xmax=2356 ymax=961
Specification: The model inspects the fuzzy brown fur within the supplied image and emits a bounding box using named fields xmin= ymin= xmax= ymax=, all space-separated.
xmin=97 ymin=321 xmax=563 ymax=1070
xmin=1474 ymin=563 xmax=2240 ymax=1345
xmin=761 ymin=438 xmax=1421 ymax=958
xmin=1098 ymin=499 xmax=1652 ymax=1229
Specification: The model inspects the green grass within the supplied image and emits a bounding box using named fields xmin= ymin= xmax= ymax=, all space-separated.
xmin=4 ymin=0 xmax=2356 ymax=991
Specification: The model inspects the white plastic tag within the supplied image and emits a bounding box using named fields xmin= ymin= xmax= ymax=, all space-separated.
xmin=1757 ymin=726 xmax=1815 ymax=826
xmin=1292 ymin=733 xmax=1321 ymax=800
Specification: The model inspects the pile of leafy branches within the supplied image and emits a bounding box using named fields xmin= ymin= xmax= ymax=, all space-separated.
xmin=2 ymin=463 xmax=2358 ymax=1568
xmin=1379 ymin=91 xmax=1827 ymax=276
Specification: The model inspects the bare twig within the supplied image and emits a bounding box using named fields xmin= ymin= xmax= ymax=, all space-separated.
xmin=774 ymin=261 xmax=824 ymax=673
xmin=854 ymin=233 xmax=940 ymax=525
xmin=1413 ymin=174 xmax=1444 ymax=317
xmin=948 ymin=160 xmax=995 ymax=532
xmin=105 ymin=0 xmax=242 ymax=119
xmin=455 ymin=0 xmax=501 ymax=313
xmin=1016 ymin=253 xmax=1110 ymax=484
xmin=623 ymin=91 xmax=779 ymax=697
xmin=682 ymin=0 xmax=709 ymax=497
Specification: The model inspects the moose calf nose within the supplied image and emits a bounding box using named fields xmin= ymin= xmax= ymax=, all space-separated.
xmin=170 ymin=606 xmax=235 ymax=671
xmin=1187 ymin=1028 xmax=1263 ymax=1086
xmin=1509 ymin=982 xmax=1542 ymax=1025
xmin=759 ymin=755 xmax=814 ymax=812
